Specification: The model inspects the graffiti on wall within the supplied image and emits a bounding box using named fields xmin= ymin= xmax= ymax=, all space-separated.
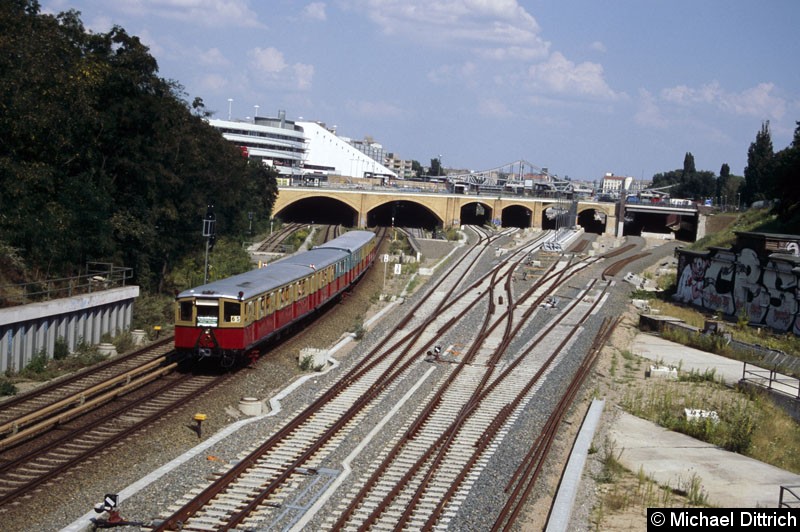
xmin=674 ymin=247 xmax=800 ymax=335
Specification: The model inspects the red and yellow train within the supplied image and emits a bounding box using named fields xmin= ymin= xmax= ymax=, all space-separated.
xmin=174 ymin=230 xmax=377 ymax=365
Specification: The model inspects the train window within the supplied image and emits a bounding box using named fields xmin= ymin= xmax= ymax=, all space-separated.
xmin=280 ymin=287 xmax=290 ymax=308
xmin=196 ymin=300 xmax=219 ymax=327
xmin=178 ymin=301 xmax=192 ymax=322
xmin=267 ymin=292 xmax=274 ymax=314
xmin=259 ymin=297 xmax=265 ymax=318
xmin=223 ymin=301 xmax=241 ymax=323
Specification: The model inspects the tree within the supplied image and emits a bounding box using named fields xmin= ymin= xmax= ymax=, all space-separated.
xmin=742 ymin=121 xmax=774 ymax=205
xmin=429 ymin=157 xmax=443 ymax=178
xmin=0 ymin=1 xmax=279 ymax=291
xmin=411 ymin=160 xmax=422 ymax=179
xmin=716 ymin=162 xmax=743 ymax=209
xmin=772 ymin=121 xmax=800 ymax=218
xmin=682 ymin=152 xmax=696 ymax=182
xmin=651 ymin=152 xmax=715 ymax=200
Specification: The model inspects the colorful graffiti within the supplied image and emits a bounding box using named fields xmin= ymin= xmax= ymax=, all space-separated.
xmin=674 ymin=246 xmax=800 ymax=335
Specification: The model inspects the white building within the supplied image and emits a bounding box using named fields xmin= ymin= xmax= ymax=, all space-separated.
xmin=297 ymin=121 xmax=396 ymax=179
xmin=208 ymin=111 xmax=396 ymax=179
xmin=208 ymin=112 xmax=305 ymax=175
xmin=600 ymin=173 xmax=633 ymax=196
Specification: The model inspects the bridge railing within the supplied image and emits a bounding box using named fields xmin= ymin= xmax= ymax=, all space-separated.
xmin=0 ymin=262 xmax=133 ymax=308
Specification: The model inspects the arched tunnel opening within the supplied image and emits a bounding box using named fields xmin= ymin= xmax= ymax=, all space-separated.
xmin=541 ymin=205 xmax=573 ymax=231
xmin=501 ymin=205 xmax=532 ymax=228
xmin=276 ymin=197 xmax=358 ymax=226
xmin=577 ymin=209 xmax=607 ymax=235
xmin=367 ymin=200 xmax=441 ymax=230
xmin=460 ymin=202 xmax=493 ymax=226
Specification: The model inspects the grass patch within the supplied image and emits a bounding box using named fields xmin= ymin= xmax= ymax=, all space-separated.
xmin=646 ymin=299 xmax=800 ymax=361
xmin=619 ymin=377 xmax=800 ymax=472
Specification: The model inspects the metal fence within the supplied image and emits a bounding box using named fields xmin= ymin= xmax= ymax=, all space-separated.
xmin=780 ymin=485 xmax=800 ymax=508
xmin=742 ymin=362 xmax=800 ymax=399
xmin=0 ymin=262 xmax=133 ymax=307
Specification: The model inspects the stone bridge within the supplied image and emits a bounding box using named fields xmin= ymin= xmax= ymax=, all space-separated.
xmin=273 ymin=187 xmax=621 ymax=235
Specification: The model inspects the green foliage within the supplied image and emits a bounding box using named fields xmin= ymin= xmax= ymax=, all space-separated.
xmin=689 ymin=207 xmax=775 ymax=251
xmin=53 ymin=336 xmax=70 ymax=360
xmin=282 ymin=229 xmax=310 ymax=253
xmin=0 ymin=377 xmax=17 ymax=396
xmin=772 ymin=121 xmax=800 ymax=219
xmin=351 ymin=317 xmax=365 ymax=340
xmin=132 ymin=292 xmax=174 ymax=331
xmin=21 ymin=348 xmax=49 ymax=377
xmin=112 ymin=330 xmax=135 ymax=354
xmin=742 ymin=121 xmax=774 ymax=205
xmin=0 ymin=2 xmax=279 ymax=291
xmin=166 ymin=237 xmax=253 ymax=291
xmin=299 ymin=354 xmax=315 ymax=371
xmin=722 ymin=398 xmax=758 ymax=453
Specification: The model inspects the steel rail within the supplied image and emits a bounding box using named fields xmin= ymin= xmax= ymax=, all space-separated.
xmin=152 ymin=227 xmax=492 ymax=530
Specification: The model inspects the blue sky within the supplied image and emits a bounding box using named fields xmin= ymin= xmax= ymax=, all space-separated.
xmin=46 ymin=1 xmax=799 ymax=182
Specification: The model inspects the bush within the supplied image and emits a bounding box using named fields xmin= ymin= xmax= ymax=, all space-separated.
xmin=22 ymin=348 xmax=48 ymax=376
xmin=0 ymin=378 xmax=17 ymax=396
xmin=53 ymin=336 xmax=70 ymax=360
xmin=132 ymin=292 xmax=174 ymax=332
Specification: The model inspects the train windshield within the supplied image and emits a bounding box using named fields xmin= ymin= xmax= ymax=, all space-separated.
xmin=196 ymin=300 xmax=219 ymax=327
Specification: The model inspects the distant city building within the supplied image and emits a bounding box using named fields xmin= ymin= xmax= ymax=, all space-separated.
xmin=600 ymin=173 xmax=633 ymax=196
xmin=385 ymin=153 xmax=415 ymax=180
xmin=348 ymin=136 xmax=386 ymax=166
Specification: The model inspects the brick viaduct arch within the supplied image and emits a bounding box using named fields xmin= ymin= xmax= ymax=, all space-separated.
xmin=272 ymin=187 xmax=619 ymax=234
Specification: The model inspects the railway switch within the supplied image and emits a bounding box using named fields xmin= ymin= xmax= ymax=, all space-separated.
xmin=90 ymin=493 xmax=144 ymax=528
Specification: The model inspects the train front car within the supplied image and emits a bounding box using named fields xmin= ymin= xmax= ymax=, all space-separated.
xmin=174 ymin=230 xmax=376 ymax=366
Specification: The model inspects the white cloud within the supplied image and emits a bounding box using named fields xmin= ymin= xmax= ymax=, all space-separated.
xmin=660 ymin=81 xmax=786 ymax=119
xmin=249 ymin=47 xmax=287 ymax=73
xmin=293 ymin=63 xmax=315 ymax=91
xmin=247 ymin=47 xmax=314 ymax=91
xmin=634 ymin=89 xmax=668 ymax=128
xmin=590 ymin=41 xmax=606 ymax=53
xmin=303 ymin=2 xmax=327 ymax=21
xmin=345 ymin=0 xmax=549 ymax=60
xmin=115 ymin=0 xmax=264 ymax=28
xmin=198 ymin=47 xmax=230 ymax=67
xmin=197 ymin=72 xmax=232 ymax=93
xmin=525 ymin=52 xmax=621 ymax=100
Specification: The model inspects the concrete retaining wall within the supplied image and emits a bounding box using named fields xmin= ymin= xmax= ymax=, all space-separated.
xmin=0 ymin=286 xmax=139 ymax=373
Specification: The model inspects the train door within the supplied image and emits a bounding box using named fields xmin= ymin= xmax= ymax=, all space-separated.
xmin=266 ymin=292 xmax=276 ymax=333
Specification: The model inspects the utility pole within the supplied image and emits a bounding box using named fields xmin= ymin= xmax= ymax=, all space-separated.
xmin=202 ymin=204 xmax=216 ymax=284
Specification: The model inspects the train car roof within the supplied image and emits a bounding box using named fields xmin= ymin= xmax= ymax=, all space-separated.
xmin=314 ymin=230 xmax=375 ymax=253
xmin=178 ymin=247 xmax=347 ymax=301
xmin=176 ymin=231 xmax=373 ymax=301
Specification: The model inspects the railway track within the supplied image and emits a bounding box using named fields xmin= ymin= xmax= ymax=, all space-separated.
xmin=33 ymin=229 xmax=650 ymax=531
xmin=0 ymin=337 xmax=175 ymax=448
xmin=0 ymin=340 xmax=234 ymax=506
xmin=254 ymin=222 xmax=303 ymax=253
xmin=151 ymin=227 xmax=602 ymax=531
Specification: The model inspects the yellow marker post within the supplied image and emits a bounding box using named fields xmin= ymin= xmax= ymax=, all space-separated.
xmin=194 ymin=413 xmax=207 ymax=438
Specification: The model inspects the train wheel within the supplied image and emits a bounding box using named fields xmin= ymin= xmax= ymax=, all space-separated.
xmin=247 ymin=349 xmax=259 ymax=367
